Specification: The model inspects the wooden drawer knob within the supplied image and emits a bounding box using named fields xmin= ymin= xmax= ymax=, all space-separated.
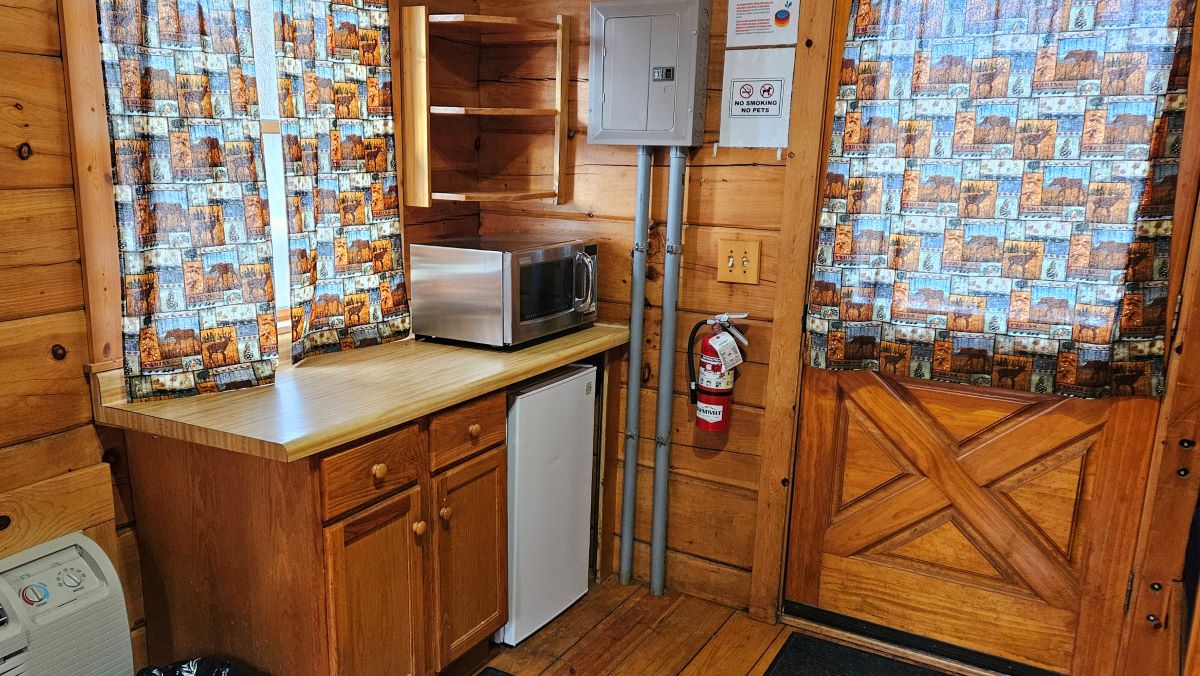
xmin=468 ymin=423 xmax=482 ymax=439
xmin=439 ymin=507 xmax=453 ymax=522
xmin=412 ymin=520 xmax=427 ymax=536
xmin=370 ymin=463 xmax=388 ymax=481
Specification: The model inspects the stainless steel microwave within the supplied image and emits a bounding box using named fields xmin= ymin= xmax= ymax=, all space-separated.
xmin=409 ymin=237 xmax=598 ymax=346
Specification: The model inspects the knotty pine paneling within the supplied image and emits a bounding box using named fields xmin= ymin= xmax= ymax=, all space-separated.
xmin=0 ymin=426 xmax=102 ymax=494
xmin=615 ymin=463 xmax=758 ymax=570
xmin=0 ymin=189 xmax=83 ymax=321
xmin=618 ymin=387 xmax=764 ymax=457
xmin=479 ymin=135 xmax=787 ymax=228
xmin=0 ymin=0 xmax=59 ymax=57
xmin=0 ymin=1 xmax=145 ymax=647
xmin=0 ymin=311 xmax=92 ymax=447
xmin=476 ymin=0 xmax=778 ymax=596
xmin=613 ymin=537 xmax=752 ymax=610
xmin=0 ymin=51 xmax=72 ymax=188
xmin=619 ymin=438 xmax=761 ymax=494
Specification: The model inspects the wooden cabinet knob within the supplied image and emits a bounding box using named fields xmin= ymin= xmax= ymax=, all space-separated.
xmin=468 ymin=423 xmax=482 ymax=439
xmin=412 ymin=520 xmax=427 ymax=536
xmin=439 ymin=507 xmax=453 ymax=522
xmin=370 ymin=463 xmax=388 ymax=481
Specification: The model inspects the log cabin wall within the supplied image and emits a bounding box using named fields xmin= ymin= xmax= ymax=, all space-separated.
xmin=470 ymin=0 xmax=803 ymax=609
xmin=0 ymin=0 xmax=147 ymax=667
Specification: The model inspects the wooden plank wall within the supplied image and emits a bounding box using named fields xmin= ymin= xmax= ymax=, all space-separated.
xmin=0 ymin=0 xmax=146 ymax=666
xmin=473 ymin=0 xmax=780 ymax=609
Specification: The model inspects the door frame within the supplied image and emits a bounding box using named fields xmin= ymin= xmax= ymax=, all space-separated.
xmin=1121 ymin=28 xmax=1200 ymax=669
xmin=749 ymin=0 xmax=853 ymax=621
xmin=750 ymin=5 xmax=1200 ymax=673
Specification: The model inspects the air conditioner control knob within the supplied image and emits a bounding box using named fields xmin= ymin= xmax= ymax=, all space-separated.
xmin=20 ymin=583 xmax=48 ymax=605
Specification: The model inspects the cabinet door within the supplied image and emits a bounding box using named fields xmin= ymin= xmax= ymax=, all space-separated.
xmin=431 ymin=446 xmax=507 ymax=669
xmin=325 ymin=486 xmax=426 ymax=676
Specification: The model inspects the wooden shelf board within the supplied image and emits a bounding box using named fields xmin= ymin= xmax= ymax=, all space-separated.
xmin=430 ymin=106 xmax=557 ymax=117
xmin=480 ymin=31 xmax=558 ymax=45
xmin=432 ymin=189 xmax=558 ymax=203
xmin=428 ymin=14 xmax=559 ymax=32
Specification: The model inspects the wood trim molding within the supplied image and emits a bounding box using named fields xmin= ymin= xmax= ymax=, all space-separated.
xmin=1122 ymin=34 xmax=1200 ymax=674
xmin=58 ymin=0 xmax=122 ymax=368
xmin=747 ymin=0 xmax=851 ymax=622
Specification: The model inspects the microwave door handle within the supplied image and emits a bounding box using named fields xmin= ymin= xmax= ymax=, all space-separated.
xmin=574 ymin=250 xmax=595 ymax=311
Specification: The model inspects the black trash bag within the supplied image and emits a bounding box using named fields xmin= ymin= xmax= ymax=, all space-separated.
xmin=138 ymin=658 xmax=243 ymax=676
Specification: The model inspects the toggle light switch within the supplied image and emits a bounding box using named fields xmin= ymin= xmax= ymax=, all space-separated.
xmin=717 ymin=239 xmax=760 ymax=285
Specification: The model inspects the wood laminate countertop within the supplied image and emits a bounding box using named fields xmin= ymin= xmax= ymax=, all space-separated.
xmin=92 ymin=324 xmax=629 ymax=462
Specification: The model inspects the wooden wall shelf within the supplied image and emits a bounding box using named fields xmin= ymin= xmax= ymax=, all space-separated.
xmin=429 ymin=106 xmax=557 ymax=117
xmin=400 ymin=6 xmax=569 ymax=208
xmin=427 ymin=14 xmax=558 ymax=32
xmin=432 ymin=190 xmax=559 ymax=203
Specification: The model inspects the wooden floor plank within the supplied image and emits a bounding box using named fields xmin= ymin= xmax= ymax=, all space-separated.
xmin=679 ymin=613 xmax=786 ymax=676
xmin=747 ymin=628 xmax=793 ymax=676
xmin=542 ymin=587 xmax=685 ymax=676
xmin=608 ymin=595 xmax=735 ymax=676
xmin=487 ymin=578 xmax=641 ymax=675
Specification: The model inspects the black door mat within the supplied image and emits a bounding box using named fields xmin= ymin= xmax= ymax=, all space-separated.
xmin=478 ymin=668 xmax=514 ymax=676
xmin=764 ymin=632 xmax=942 ymax=675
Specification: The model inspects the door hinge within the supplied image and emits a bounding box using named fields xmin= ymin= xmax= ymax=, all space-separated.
xmin=1124 ymin=570 xmax=1135 ymax=613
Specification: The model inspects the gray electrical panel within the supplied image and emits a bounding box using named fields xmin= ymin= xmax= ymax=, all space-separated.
xmin=588 ymin=0 xmax=711 ymax=146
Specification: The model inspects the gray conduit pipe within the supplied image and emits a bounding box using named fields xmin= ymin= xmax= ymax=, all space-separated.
xmin=619 ymin=145 xmax=654 ymax=585
xmin=649 ymin=146 xmax=687 ymax=596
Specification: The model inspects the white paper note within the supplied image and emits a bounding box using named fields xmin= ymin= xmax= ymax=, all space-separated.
xmin=719 ymin=47 xmax=796 ymax=148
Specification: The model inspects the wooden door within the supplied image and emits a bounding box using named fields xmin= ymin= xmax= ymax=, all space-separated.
xmin=785 ymin=369 xmax=1157 ymax=674
xmin=324 ymin=486 xmax=426 ymax=676
xmin=431 ymin=446 xmax=508 ymax=670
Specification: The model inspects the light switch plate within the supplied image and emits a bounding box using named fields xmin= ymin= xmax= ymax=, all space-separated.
xmin=717 ymin=239 xmax=760 ymax=284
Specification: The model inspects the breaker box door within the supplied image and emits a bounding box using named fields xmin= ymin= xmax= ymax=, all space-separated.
xmin=589 ymin=0 xmax=710 ymax=146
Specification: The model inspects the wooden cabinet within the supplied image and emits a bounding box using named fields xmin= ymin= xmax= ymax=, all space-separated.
xmin=431 ymin=447 xmax=508 ymax=669
xmin=126 ymin=395 xmax=513 ymax=675
xmin=325 ymin=487 xmax=427 ymax=676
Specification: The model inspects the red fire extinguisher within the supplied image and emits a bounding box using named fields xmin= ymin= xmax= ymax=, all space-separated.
xmin=688 ymin=313 xmax=749 ymax=433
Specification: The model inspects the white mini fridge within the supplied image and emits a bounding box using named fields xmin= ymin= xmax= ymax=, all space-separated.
xmin=498 ymin=365 xmax=598 ymax=646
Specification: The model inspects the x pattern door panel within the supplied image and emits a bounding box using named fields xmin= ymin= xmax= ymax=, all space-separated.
xmin=787 ymin=369 xmax=1157 ymax=673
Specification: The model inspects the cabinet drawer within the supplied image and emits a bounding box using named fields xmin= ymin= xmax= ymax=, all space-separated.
xmin=320 ymin=425 xmax=422 ymax=520
xmin=429 ymin=392 xmax=506 ymax=472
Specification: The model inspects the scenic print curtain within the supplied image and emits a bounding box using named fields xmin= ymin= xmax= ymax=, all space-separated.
xmin=98 ymin=0 xmax=280 ymax=401
xmin=274 ymin=0 xmax=410 ymax=362
xmin=806 ymin=0 xmax=1194 ymax=397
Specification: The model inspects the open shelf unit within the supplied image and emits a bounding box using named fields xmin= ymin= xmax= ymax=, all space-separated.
xmin=400 ymin=7 xmax=569 ymax=207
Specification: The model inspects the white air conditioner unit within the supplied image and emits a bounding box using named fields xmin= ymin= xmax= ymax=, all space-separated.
xmin=0 ymin=533 xmax=133 ymax=676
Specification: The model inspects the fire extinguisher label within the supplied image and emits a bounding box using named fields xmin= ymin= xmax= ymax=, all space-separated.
xmin=698 ymin=368 xmax=733 ymax=389
xmin=709 ymin=331 xmax=744 ymax=370
xmin=697 ymin=402 xmax=724 ymax=423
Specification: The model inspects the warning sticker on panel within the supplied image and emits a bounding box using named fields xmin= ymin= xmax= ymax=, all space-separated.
xmin=729 ymin=79 xmax=784 ymax=117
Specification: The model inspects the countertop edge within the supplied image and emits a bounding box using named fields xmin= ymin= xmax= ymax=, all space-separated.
xmin=280 ymin=330 xmax=629 ymax=461
xmin=93 ymin=325 xmax=630 ymax=462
